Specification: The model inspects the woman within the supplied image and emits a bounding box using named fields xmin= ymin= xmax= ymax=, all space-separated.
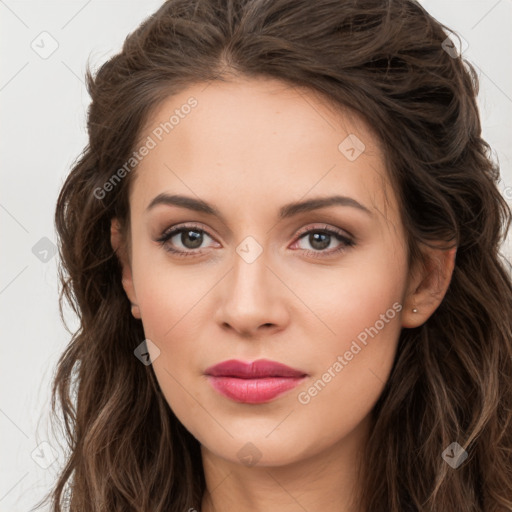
xmin=41 ymin=0 xmax=512 ymax=510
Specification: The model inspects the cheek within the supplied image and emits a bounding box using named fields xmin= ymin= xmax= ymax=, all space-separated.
xmin=133 ymin=248 xmax=213 ymax=340
xmin=292 ymin=250 xmax=406 ymax=408
xmin=290 ymin=242 xmax=406 ymax=352
xmin=133 ymin=265 xmax=211 ymax=436
xmin=290 ymin=278 xmax=404 ymax=454
xmin=132 ymin=256 xmax=218 ymax=382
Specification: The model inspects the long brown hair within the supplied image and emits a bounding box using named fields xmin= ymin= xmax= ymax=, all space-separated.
xmin=38 ymin=0 xmax=512 ymax=510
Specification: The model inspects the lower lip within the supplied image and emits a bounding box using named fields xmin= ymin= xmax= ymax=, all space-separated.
xmin=206 ymin=376 xmax=306 ymax=404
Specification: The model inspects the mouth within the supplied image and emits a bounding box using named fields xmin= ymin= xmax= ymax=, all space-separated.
xmin=204 ymin=359 xmax=308 ymax=404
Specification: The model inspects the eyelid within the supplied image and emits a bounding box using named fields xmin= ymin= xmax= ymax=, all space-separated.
xmin=293 ymin=223 xmax=354 ymax=241
xmin=156 ymin=222 xmax=211 ymax=241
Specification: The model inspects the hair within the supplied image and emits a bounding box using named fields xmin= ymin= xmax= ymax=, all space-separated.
xmin=38 ymin=0 xmax=512 ymax=510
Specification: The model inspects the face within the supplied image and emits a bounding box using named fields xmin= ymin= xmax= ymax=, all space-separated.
xmin=117 ymin=76 xmax=412 ymax=467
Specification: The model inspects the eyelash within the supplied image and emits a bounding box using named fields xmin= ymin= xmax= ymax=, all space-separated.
xmin=155 ymin=223 xmax=355 ymax=259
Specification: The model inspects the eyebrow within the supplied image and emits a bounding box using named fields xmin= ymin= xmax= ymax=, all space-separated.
xmin=145 ymin=193 xmax=373 ymax=220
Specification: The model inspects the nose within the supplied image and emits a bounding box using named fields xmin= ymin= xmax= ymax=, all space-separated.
xmin=213 ymin=247 xmax=290 ymax=338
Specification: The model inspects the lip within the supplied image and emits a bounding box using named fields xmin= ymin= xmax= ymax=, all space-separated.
xmin=204 ymin=359 xmax=308 ymax=404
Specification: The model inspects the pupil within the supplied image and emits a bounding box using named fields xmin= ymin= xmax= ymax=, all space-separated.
xmin=310 ymin=232 xmax=329 ymax=250
xmin=183 ymin=230 xmax=203 ymax=249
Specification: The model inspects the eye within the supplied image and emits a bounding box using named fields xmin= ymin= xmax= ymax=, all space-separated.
xmin=156 ymin=222 xmax=355 ymax=259
xmin=290 ymin=224 xmax=355 ymax=258
xmin=156 ymin=223 xmax=218 ymax=257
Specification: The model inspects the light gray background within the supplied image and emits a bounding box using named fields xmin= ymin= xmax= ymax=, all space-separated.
xmin=1 ymin=1 xmax=511 ymax=510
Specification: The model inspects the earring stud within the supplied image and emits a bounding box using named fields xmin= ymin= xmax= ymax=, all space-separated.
xmin=412 ymin=308 xmax=418 ymax=313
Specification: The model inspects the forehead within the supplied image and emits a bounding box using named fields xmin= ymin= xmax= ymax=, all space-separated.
xmin=130 ymin=76 xmax=398 ymax=227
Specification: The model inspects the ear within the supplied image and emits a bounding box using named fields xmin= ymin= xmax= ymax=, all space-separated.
xmin=110 ymin=218 xmax=141 ymax=319
xmin=401 ymin=244 xmax=457 ymax=328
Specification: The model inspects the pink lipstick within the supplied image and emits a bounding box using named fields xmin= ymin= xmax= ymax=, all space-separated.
xmin=204 ymin=359 xmax=307 ymax=404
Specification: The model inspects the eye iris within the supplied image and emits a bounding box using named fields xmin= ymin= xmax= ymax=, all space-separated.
xmin=182 ymin=230 xmax=203 ymax=249
xmin=309 ymin=232 xmax=330 ymax=250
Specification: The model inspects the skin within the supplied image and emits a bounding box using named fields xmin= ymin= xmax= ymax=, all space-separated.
xmin=111 ymin=76 xmax=456 ymax=512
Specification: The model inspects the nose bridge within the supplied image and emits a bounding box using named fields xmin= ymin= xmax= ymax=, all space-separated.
xmin=229 ymin=235 xmax=272 ymax=307
xmin=215 ymin=233 xmax=287 ymax=333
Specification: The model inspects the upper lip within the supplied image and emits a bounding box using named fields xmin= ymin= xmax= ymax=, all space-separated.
xmin=204 ymin=359 xmax=307 ymax=378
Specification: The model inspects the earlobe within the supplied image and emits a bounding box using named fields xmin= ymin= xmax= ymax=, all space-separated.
xmin=111 ymin=218 xmax=141 ymax=319
xmin=402 ymin=245 xmax=457 ymax=328
xmin=130 ymin=302 xmax=141 ymax=319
